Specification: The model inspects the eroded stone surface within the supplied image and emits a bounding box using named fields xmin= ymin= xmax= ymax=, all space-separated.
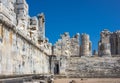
xmin=0 ymin=0 xmax=52 ymax=75
xmin=0 ymin=0 xmax=120 ymax=79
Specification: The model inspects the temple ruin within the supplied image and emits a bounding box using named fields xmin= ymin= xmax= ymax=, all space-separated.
xmin=0 ymin=0 xmax=120 ymax=78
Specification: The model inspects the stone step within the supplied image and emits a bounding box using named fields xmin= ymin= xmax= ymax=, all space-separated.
xmin=55 ymin=75 xmax=67 ymax=79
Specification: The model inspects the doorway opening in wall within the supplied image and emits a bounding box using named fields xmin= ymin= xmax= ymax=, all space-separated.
xmin=54 ymin=63 xmax=59 ymax=74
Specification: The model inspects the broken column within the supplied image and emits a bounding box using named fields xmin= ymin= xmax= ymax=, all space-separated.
xmin=70 ymin=33 xmax=80 ymax=57
xmin=98 ymin=29 xmax=111 ymax=57
xmin=37 ymin=13 xmax=45 ymax=40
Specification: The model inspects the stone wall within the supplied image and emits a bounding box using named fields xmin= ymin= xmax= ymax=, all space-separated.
xmin=0 ymin=22 xmax=50 ymax=75
xmin=0 ymin=0 xmax=52 ymax=75
xmin=70 ymin=33 xmax=80 ymax=57
xmin=53 ymin=32 xmax=71 ymax=56
xmin=66 ymin=57 xmax=120 ymax=78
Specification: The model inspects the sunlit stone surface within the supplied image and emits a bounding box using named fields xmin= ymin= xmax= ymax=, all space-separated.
xmin=0 ymin=0 xmax=120 ymax=80
xmin=0 ymin=0 xmax=52 ymax=75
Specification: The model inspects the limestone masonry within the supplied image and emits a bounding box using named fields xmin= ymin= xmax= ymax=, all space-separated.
xmin=0 ymin=0 xmax=120 ymax=78
xmin=0 ymin=0 xmax=51 ymax=75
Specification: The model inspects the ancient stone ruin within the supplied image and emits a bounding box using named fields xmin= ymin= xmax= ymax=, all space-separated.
xmin=51 ymin=30 xmax=120 ymax=78
xmin=0 ymin=0 xmax=120 ymax=79
xmin=0 ymin=0 xmax=52 ymax=75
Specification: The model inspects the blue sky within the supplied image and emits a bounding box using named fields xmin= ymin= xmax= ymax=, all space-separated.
xmin=26 ymin=0 xmax=120 ymax=51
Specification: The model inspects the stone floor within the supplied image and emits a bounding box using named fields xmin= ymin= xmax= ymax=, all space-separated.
xmin=54 ymin=78 xmax=120 ymax=83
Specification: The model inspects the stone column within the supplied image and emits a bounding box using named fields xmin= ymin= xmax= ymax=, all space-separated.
xmin=98 ymin=29 xmax=111 ymax=57
xmin=81 ymin=34 xmax=91 ymax=56
xmin=37 ymin=13 xmax=45 ymax=39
